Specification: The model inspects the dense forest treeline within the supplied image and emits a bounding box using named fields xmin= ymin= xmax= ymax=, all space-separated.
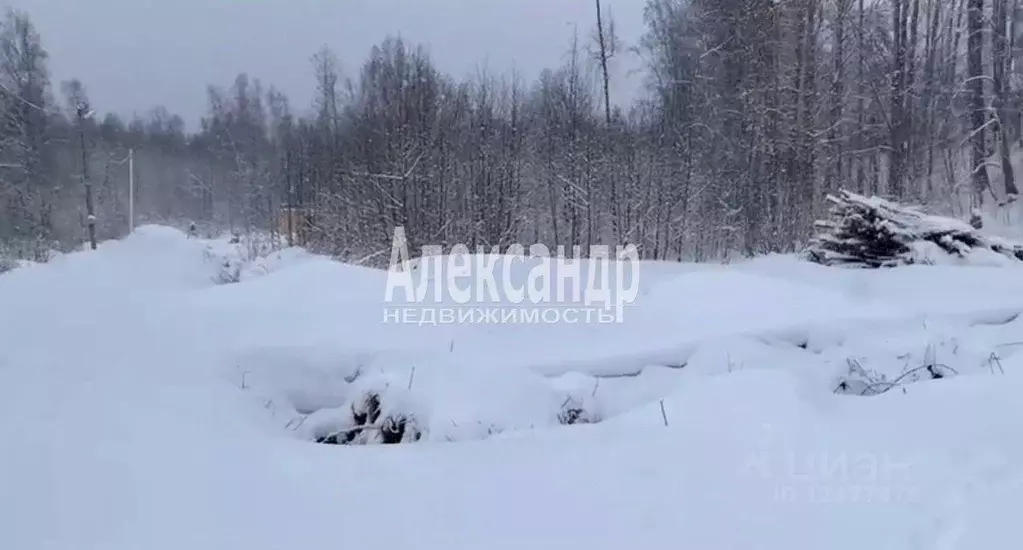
xmin=2 ymin=0 xmax=1023 ymax=264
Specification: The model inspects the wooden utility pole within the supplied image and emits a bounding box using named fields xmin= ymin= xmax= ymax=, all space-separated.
xmin=128 ymin=148 xmax=135 ymax=233
xmin=595 ymin=0 xmax=620 ymax=242
xmin=77 ymin=102 xmax=97 ymax=250
xmin=595 ymin=0 xmax=612 ymax=126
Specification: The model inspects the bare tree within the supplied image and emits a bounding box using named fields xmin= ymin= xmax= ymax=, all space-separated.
xmin=992 ymin=0 xmax=1018 ymax=198
xmin=968 ymin=0 xmax=992 ymax=206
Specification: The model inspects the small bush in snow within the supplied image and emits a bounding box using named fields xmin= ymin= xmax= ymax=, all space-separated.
xmin=216 ymin=259 xmax=242 ymax=284
xmin=312 ymin=388 xmax=424 ymax=446
xmin=835 ymin=355 xmax=957 ymax=396
xmin=379 ymin=413 xmax=421 ymax=444
xmin=202 ymin=247 xmax=243 ymax=284
xmin=351 ymin=391 xmax=382 ymax=426
xmin=557 ymin=396 xmax=601 ymax=425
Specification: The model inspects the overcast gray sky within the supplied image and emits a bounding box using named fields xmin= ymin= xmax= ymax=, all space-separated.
xmin=9 ymin=0 xmax=647 ymax=126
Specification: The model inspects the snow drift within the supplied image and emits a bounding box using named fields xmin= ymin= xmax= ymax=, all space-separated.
xmin=3 ymin=225 xmax=1023 ymax=549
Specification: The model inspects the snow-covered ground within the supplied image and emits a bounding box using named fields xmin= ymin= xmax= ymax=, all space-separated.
xmin=3 ymin=225 xmax=1023 ymax=549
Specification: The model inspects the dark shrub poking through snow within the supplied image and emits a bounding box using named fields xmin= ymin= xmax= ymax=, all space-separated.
xmin=557 ymin=396 xmax=601 ymax=425
xmin=314 ymin=392 xmax=382 ymax=444
xmin=380 ymin=414 xmax=422 ymax=444
xmin=351 ymin=392 xmax=382 ymax=427
xmin=310 ymin=387 xmax=424 ymax=446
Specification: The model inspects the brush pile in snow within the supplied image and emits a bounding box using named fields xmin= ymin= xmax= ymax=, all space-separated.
xmin=308 ymin=389 xmax=424 ymax=446
xmin=806 ymin=189 xmax=1023 ymax=267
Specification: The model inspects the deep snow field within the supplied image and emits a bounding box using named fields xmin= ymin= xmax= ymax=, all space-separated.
xmin=3 ymin=225 xmax=1023 ymax=549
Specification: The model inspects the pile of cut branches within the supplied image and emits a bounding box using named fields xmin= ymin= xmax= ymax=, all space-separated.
xmin=806 ymin=190 xmax=1023 ymax=267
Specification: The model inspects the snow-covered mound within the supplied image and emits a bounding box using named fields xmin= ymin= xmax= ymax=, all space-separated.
xmin=3 ymin=225 xmax=1023 ymax=549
